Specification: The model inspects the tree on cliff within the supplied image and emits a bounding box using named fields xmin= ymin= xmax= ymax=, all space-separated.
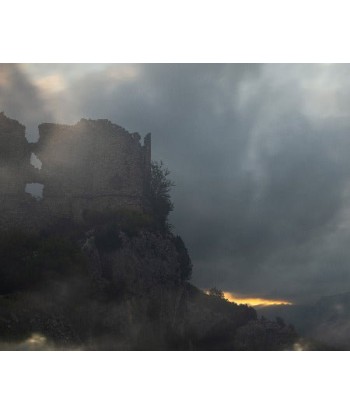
xmin=149 ymin=161 xmax=174 ymax=229
xmin=208 ymin=287 xmax=225 ymax=299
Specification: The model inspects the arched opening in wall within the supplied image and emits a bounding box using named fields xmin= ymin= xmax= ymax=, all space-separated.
xmin=30 ymin=153 xmax=42 ymax=170
xmin=25 ymin=124 xmax=39 ymax=143
xmin=25 ymin=183 xmax=44 ymax=200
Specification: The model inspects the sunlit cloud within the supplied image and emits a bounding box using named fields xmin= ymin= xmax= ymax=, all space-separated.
xmin=20 ymin=63 xmax=111 ymax=83
xmin=106 ymin=64 xmax=140 ymax=81
xmin=34 ymin=74 xmax=67 ymax=94
xmin=0 ymin=69 xmax=9 ymax=87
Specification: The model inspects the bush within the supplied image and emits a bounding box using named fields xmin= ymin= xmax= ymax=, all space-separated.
xmin=88 ymin=209 xmax=153 ymax=252
xmin=148 ymin=161 xmax=174 ymax=229
xmin=208 ymin=287 xmax=225 ymax=299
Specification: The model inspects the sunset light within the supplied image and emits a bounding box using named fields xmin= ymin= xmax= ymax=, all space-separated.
xmin=222 ymin=292 xmax=293 ymax=307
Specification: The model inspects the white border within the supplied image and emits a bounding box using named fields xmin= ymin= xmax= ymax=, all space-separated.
xmin=1 ymin=1 xmax=349 ymax=413
xmin=1 ymin=0 xmax=350 ymax=62
xmin=0 ymin=351 xmax=348 ymax=415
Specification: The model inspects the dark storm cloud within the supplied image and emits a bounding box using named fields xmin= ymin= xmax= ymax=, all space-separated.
xmin=0 ymin=64 xmax=52 ymax=141
xmin=3 ymin=63 xmax=350 ymax=303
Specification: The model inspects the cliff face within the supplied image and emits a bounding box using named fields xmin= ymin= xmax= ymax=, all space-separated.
xmin=0 ymin=227 xmax=191 ymax=350
xmin=0 ymin=225 xmax=297 ymax=350
xmin=83 ymin=230 xmax=191 ymax=350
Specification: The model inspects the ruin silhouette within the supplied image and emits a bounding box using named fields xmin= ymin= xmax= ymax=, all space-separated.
xmin=0 ymin=112 xmax=151 ymax=231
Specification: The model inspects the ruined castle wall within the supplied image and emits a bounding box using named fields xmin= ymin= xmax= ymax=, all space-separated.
xmin=0 ymin=113 xmax=30 ymax=195
xmin=35 ymin=119 xmax=150 ymax=223
xmin=0 ymin=113 xmax=38 ymax=231
xmin=0 ymin=114 xmax=152 ymax=231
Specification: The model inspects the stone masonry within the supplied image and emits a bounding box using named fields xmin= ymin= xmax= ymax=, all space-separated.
xmin=0 ymin=112 xmax=151 ymax=231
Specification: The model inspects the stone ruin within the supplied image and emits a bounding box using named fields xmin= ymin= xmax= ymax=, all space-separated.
xmin=0 ymin=112 xmax=151 ymax=231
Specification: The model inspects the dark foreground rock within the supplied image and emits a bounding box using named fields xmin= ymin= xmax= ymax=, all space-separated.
xmin=0 ymin=228 xmax=298 ymax=350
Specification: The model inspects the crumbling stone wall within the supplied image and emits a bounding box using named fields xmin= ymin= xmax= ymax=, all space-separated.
xmin=0 ymin=114 xmax=151 ymax=231
xmin=0 ymin=113 xmax=39 ymax=231
xmin=0 ymin=112 xmax=31 ymax=195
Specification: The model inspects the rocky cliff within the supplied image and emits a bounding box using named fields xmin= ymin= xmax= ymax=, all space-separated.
xmin=0 ymin=219 xmax=297 ymax=350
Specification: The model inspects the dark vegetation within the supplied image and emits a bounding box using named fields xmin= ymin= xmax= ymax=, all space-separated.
xmin=0 ymin=161 xmax=297 ymax=350
xmin=148 ymin=161 xmax=174 ymax=230
xmin=186 ymin=286 xmax=297 ymax=350
xmin=0 ymin=231 xmax=86 ymax=295
xmin=260 ymin=292 xmax=350 ymax=350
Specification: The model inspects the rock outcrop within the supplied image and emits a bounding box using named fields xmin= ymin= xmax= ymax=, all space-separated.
xmin=0 ymin=225 xmax=297 ymax=350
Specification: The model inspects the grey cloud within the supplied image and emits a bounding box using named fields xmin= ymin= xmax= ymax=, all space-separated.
xmin=2 ymin=63 xmax=350 ymax=303
xmin=0 ymin=64 xmax=52 ymax=141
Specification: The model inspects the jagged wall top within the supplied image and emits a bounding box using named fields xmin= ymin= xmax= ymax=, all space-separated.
xmin=0 ymin=113 xmax=151 ymax=230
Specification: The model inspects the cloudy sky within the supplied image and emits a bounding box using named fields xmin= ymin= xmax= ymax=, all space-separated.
xmin=2 ymin=63 xmax=350 ymax=304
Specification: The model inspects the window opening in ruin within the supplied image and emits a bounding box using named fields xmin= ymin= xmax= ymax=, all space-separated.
xmin=30 ymin=153 xmax=42 ymax=170
xmin=25 ymin=124 xmax=40 ymax=143
xmin=25 ymin=183 xmax=44 ymax=200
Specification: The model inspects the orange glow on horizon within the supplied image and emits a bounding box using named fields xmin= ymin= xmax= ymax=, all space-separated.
xmin=204 ymin=290 xmax=293 ymax=307
xmin=223 ymin=292 xmax=293 ymax=307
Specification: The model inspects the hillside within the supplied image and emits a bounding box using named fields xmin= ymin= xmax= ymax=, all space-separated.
xmin=259 ymin=292 xmax=350 ymax=350
xmin=0 ymin=211 xmax=297 ymax=350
